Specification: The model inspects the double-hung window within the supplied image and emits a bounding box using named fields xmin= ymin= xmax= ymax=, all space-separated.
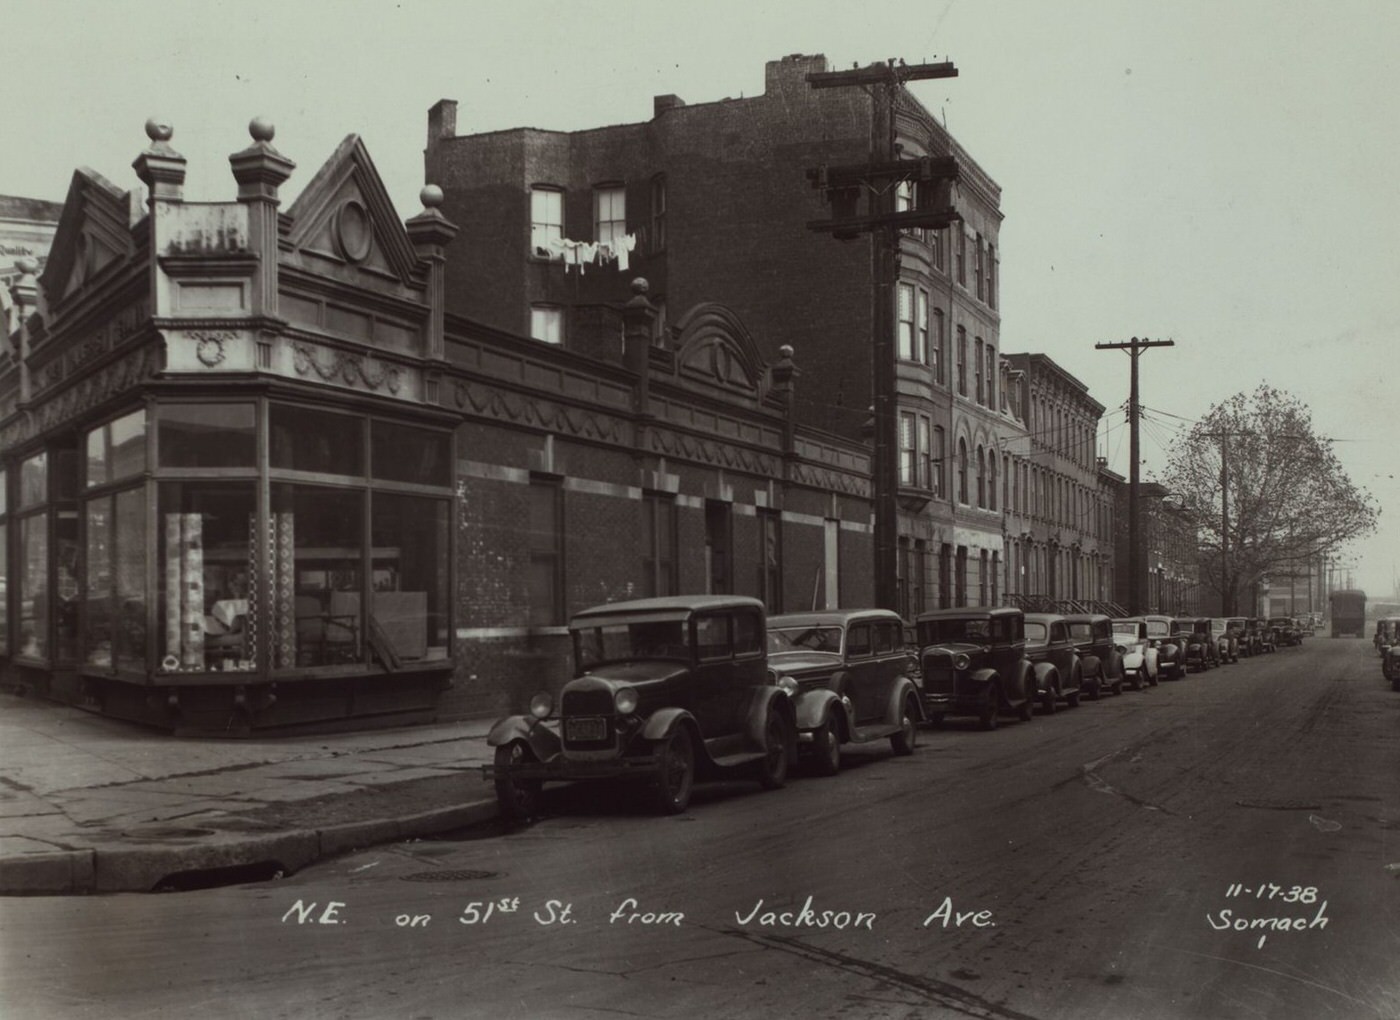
xmin=530 ymin=187 xmax=563 ymax=258
xmin=594 ymin=185 xmax=626 ymax=247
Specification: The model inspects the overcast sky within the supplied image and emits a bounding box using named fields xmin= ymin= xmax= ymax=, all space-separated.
xmin=4 ymin=0 xmax=1398 ymax=598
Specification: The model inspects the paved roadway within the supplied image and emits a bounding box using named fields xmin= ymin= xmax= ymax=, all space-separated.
xmin=2 ymin=636 xmax=1397 ymax=1020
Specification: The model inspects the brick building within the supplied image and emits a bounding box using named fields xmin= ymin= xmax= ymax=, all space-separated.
xmin=1001 ymin=353 xmax=1117 ymax=612
xmin=424 ymin=52 xmax=1017 ymax=620
xmin=1112 ymin=480 xmax=1200 ymax=616
xmin=0 ymin=119 xmax=873 ymax=733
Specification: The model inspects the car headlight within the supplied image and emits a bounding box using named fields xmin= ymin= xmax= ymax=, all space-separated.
xmin=614 ymin=687 xmax=639 ymax=715
xmin=774 ymin=675 xmax=799 ymax=696
xmin=952 ymin=652 xmax=972 ymax=671
xmin=529 ymin=691 xmax=554 ymax=719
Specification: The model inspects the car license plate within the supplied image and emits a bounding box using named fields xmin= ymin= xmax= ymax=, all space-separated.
xmin=566 ymin=716 xmax=607 ymax=742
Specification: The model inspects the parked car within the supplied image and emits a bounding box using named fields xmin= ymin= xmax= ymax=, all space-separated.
xmin=1184 ymin=618 xmax=1219 ymax=672
xmin=1255 ymin=617 xmax=1278 ymax=653
xmin=1111 ymin=618 xmax=1160 ymax=689
xmin=1268 ymin=617 xmax=1300 ymax=647
xmin=483 ymin=595 xmax=796 ymax=819
xmin=1209 ymin=617 xmax=1244 ymax=663
xmin=1383 ymin=642 xmax=1400 ymax=691
xmin=767 ymin=609 xmax=923 ymax=775
xmin=1374 ymin=617 xmax=1400 ymax=654
xmin=1064 ymin=613 xmax=1126 ymax=697
xmin=1023 ymin=613 xmax=1085 ymax=712
xmin=1130 ymin=615 xmax=1188 ymax=680
xmin=914 ymin=607 xmax=1036 ymax=730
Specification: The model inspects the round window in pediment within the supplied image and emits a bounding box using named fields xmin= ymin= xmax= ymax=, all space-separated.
xmin=334 ymin=200 xmax=373 ymax=264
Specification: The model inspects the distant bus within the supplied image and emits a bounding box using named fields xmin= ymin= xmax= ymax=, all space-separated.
xmin=1329 ymin=589 xmax=1367 ymax=637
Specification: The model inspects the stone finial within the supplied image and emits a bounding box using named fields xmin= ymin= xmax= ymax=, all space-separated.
xmin=249 ymin=116 xmax=275 ymax=143
xmin=229 ymin=117 xmax=295 ymax=198
xmin=14 ymin=256 xmax=38 ymax=277
xmin=133 ymin=117 xmax=186 ymax=200
xmin=420 ymin=184 xmax=444 ymax=208
xmin=405 ymin=183 xmax=457 ymax=252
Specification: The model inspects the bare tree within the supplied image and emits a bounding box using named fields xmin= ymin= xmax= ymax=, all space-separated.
xmin=1163 ymin=385 xmax=1379 ymax=614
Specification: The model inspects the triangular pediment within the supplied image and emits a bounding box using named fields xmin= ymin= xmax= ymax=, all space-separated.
xmin=672 ymin=302 xmax=766 ymax=398
xmin=285 ymin=135 xmax=419 ymax=284
xmin=40 ymin=168 xmax=134 ymax=307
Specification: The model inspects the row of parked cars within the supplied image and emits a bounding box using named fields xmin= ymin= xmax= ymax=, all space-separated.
xmin=1374 ymin=617 xmax=1400 ymax=690
xmin=481 ymin=596 xmax=1305 ymax=819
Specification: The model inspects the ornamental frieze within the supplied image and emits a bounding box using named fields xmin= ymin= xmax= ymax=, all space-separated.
xmin=291 ymin=340 xmax=403 ymax=394
xmin=31 ymin=297 xmax=150 ymax=396
xmin=25 ymin=344 xmax=160 ymax=439
xmin=649 ymin=426 xmax=779 ymax=476
xmin=789 ymin=460 xmax=871 ymax=498
xmin=452 ymin=379 xmax=626 ymax=443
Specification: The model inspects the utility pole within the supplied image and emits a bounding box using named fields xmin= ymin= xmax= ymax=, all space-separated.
xmin=1095 ymin=337 xmax=1174 ymax=615
xmin=807 ymin=59 xmax=959 ymax=611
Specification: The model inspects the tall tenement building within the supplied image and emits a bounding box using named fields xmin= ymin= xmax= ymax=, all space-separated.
xmin=426 ymin=53 xmax=1021 ymax=618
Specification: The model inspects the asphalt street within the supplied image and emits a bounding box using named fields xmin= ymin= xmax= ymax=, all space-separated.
xmin=2 ymin=636 xmax=1396 ymax=1020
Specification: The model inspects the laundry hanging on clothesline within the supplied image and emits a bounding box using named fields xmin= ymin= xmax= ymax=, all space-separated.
xmin=542 ymin=232 xmax=640 ymax=274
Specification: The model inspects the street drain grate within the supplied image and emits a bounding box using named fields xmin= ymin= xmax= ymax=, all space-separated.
xmin=401 ymin=869 xmax=499 ymax=882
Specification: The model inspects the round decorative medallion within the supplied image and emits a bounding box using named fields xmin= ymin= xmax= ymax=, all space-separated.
xmin=335 ymin=200 xmax=373 ymax=263
xmin=195 ymin=334 xmax=227 ymax=367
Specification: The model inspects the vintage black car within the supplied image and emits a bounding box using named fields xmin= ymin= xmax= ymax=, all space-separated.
xmin=1268 ymin=617 xmax=1300 ymax=647
xmin=1375 ymin=616 xmax=1400 ymax=655
xmin=1240 ymin=618 xmax=1264 ymax=656
xmin=483 ymin=595 xmax=796 ymax=819
xmin=1184 ymin=618 xmax=1219 ymax=672
xmin=767 ymin=609 xmax=923 ymax=775
xmin=1111 ymin=618 xmax=1160 ymax=689
xmin=1382 ymin=641 xmax=1400 ymax=690
xmin=1064 ymin=613 xmax=1126 ymax=697
xmin=1023 ymin=613 xmax=1085 ymax=712
xmin=915 ymin=607 xmax=1036 ymax=729
xmin=1254 ymin=617 xmax=1278 ymax=653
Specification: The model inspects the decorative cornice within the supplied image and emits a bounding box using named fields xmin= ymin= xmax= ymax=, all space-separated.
xmin=291 ymin=339 xmax=403 ymax=394
xmin=451 ymin=378 xmax=627 ymax=443
xmin=3 ymin=343 xmax=160 ymax=448
xmin=30 ymin=296 xmax=151 ymax=397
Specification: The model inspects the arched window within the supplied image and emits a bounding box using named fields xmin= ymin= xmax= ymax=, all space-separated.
xmin=988 ymin=454 xmax=998 ymax=512
xmin=957 ymin=439 xmax=969 ymax=504
xmin=976 ymin=445 xmax=986 ymax=508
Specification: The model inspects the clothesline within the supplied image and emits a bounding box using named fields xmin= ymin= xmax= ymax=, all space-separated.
xmin=539 ymin=232 xmax=639 ymax=273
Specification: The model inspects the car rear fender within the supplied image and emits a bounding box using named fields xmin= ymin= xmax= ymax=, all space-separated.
xmin=486 ymin=716 xmax=562 ymax=762
xmin=1080 ymin=653 xmax=1102 ymax=678
xmin=640 ymin=706 xmax=698 ymax=743
xmin=883 ymin=676 xmax=925 ymax=724
xmin=1032 ymin=661 xmax=1058 ymax=690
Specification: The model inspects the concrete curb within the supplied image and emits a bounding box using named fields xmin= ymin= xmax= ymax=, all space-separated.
xmin=0 ymin=796 xmax=500 ymax=895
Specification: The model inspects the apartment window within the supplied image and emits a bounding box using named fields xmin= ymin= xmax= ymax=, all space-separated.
xmin=916 ymin=289 xmax=930 ymax=366
xmin=974 ymin=339 xmax=984 ymax=404
xmin=918 ymin=416 xmax=932 ymax=490
xmin=956 ymin=327 xmax=967 ymax=396
xmin=650 ymin=175 xmax=666 ymax=253
xmin=991 ymin=551 xmax=1000 ymax=605
xmin=932 ymin=426 xmax=946 ymax=497
xmin=758 ymin=508 xmax=782 ymax=612
xmin=527 ymin=479 xmax=564 ymax=627
xmin=530 ymin=305 xmax=563 ymax=345
xmin=899 ymin=412 xmax=917 ymax=486
xmin=897 ymin=283 xmax=916 ymax=361
xmin=895 ymin=179 xmax=913 ymax=213
xmin=938 ymin=543 xmax=952 ymax=609
xmin=955 ymin=546 xmax=968 ymax=606
xmin=974 ymin=233 xmax=985 ymax=301
xmin=957 ymin=439 xmax=969 ymax=504
xmin=530 ymin=187 xmax=563 ymax=257
xmin=931 ymin=309 xmax=945 ymax=384
xmin=956 ymin=229 xmax=967 ymax=286
xmin=976 ymin=446 xmax=986 ymax=508
xmin=931 ymin=228 xmax=945 ymax=272
xmin=642 ymin=493 xmax=677 ymax=598
xmin=987 ymin=243 xmax=997 ymax=309
xmin=985 ymin=346 xmax=996 ymax=408
xmin=988 ymin=454 xmax=998 ymax=512
xmin=594 ymin=185 xmax=626 ymax=247
xmin=979 ymin=549 xmax=989 ymax=605
xmin=705 ymin=500 xmax=733 ymax=595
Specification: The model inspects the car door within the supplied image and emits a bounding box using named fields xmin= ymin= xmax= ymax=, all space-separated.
xmin=691 ymin=611 xmax=742 ymax=739
xmin=844 ymin=620 xmax=876 ymax=722
xmin=870 ymin=619 xmax=906 ymax=723
xmin=1049 ymin=620 xmax=1074 ymax=684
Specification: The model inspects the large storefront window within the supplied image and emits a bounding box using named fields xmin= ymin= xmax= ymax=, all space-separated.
xmin=84 ymin=487 xmax=149 ymax=671
xmin=270 ymin=405 xmax=364 ymax=476
xmin=371 ymin=421 xmax=450 ymax=487
xmin=19 ymin=452 xmax=46 ymax=511
xmin=87 ymin=409 xmax=148 ymax=488
xmin=18 ymin=515 xmax=47 ymax=659
xmin=371 ymin=493 xmax=449 ymax=664
xmin=158 ymin=482 xmax=257 ymax=674
xmin=158 ymin=403 xmax=256 ymax=468
xmin=270 ymin=484 xmax=364 ymax=668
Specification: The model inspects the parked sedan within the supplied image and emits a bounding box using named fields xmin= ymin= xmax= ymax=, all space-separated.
xmin=1023 ymin=613 xmax=1085 ymax=712
xmin=767 ymin=609 xmax=923 ymax=776
xmin=1064 ymin=613 xmax=1126 ymax=697
xmin=1111 ymin=618 xmax=1160 ymax=689
xmin=1210 ymin=617 xmax=1244 ymax=663
xmin=1185 ymin=618 xmax=1219 ymax=672
xmin=1130 ymin=615 xmax=1188 ymax=680
xmin=915 ymin=607 xmax=1036 ymax=729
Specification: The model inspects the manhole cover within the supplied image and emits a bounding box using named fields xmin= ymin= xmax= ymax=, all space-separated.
xmin=401 ymin=869 xmax=499 ymax=882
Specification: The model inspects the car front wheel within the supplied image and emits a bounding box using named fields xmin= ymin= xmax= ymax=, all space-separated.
xmin=494 ymin=742 xmax=543 ymax=822
xmin=810 ymin=712 xmax=841 ymax=777
xmin=756 ymin=712 xmax=791 ymax=790
xmin=651 ymin=726 xmax=696 ymax=815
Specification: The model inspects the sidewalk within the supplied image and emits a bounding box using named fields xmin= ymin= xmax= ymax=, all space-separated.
xmin=0 ymin=691 xmax=501 ymax=895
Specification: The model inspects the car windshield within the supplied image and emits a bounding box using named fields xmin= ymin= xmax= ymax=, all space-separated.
xmin=1068 ymin=622 xmax=1094 ymax=640
xmin=1145 ymin=620 xmax=1170 ymax=637
xmin=573 ymin=620 xmax=689 ymax=669
xmin=923 ymin=617 xmax=991 ymax=643
xmin=1024 ymin=621 xmax=1048 ymax=645
xmin=768 ymin=626 xmax=843 ymax=654
xmin=1112 ymin=623 xmax=1140 ymax=640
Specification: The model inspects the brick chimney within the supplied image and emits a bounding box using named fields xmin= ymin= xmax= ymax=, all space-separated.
xmin=764 ymin=53 xmax=828 ymax=93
